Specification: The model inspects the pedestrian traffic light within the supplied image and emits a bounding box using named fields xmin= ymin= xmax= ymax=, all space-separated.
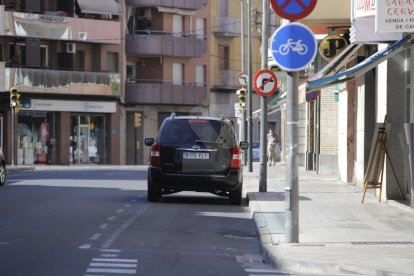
xmin=236 ymin=88 xmax=247 ymax=108
xmin=10 ymin=87 xmax=20 ymax=110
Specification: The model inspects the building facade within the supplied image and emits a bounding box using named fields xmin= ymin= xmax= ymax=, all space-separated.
xmin=0 ymin=0 xmax=125 ymax=166
xmin=124 ymin=0 xmax=210 ymax=165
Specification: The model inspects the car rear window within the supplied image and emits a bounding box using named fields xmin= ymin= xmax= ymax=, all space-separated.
xmin=161 ymin=119 xmax=235 ymax=147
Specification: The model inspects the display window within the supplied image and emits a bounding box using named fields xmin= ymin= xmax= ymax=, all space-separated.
xmin=17 ymin=112 xmax=56 ymax=165
xmin=70 ymin=114 xmax=106 ymax=164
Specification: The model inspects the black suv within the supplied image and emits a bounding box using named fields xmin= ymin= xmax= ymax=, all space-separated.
xmin=144 ymin=114 xmax=249 ymax=205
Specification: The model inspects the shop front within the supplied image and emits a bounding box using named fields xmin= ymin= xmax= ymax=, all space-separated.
xmin=17 ymin=98 xmax=117 ymax=165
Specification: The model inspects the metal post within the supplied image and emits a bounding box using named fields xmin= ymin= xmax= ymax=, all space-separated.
xmin=247 ymin=0 xmax=253 ymax=172
xmin=259 ymin=0 xmax=269 ymax=192
xmin=11 ymin=107 xmax=15 ymax=166
xmin=285 ymin=71 xmax=299 ymax=243
xmin=241 ymin=0 xmax=246 ymax=145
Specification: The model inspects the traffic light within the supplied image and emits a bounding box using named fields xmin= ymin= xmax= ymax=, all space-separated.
xmin=236 ymin=88 xmax=247 ymax=108
xmin=10 ymin=87 xmax=20 ymax=111
xmin=135 ymin=112 xmax=142 ymax=127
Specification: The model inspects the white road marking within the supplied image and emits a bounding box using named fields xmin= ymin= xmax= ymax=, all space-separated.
xmin=99 ymin=223 xmax=109 ymax=229
xmin=79 ymin=244 xmax=92 ymax=249
xmin=124 ymin=204 xmax=132 ymax=208
xmin=85 ymin=257 xmax=138 ymax=275
xmin=90 ymin=263 xmax=137 ymax=268
xmin=107 ymin=216 xmax=116 ymax=221
xmin=92 ymin=258 xmax=137 ymax=263
xmin=117 ymin=209 xmax=125 ymax=213
xmin=90 ymin=233 xmax=102 ymax=240
xmin=100 ymin=253 xmax=118 ymax=258
xmin=99 ymin=249 xmax=121 ymax=253
xmin=86 ymin=268 xmax=136 ymax=274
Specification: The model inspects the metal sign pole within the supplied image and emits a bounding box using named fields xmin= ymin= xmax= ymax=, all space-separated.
xmin=259 ymin=0 xmax=269 ymax=192
xmin=11 ymin=107 xmax=15 ymax=166
xmin=285 ymin=71 xmax=299 ymax=243
xmin=247 ymin=0 xmax=253 ymax=172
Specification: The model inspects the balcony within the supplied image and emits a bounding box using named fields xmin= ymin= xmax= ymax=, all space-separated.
xmin=1 ymin=9 xmax=121 ymax=44
xmin=213 ymin=17 xmax=241 ymax=37
xmin=125 ymin=81 xmax=207 ymax=105
xmin=126 ymin=32 xmax=207 ymax=58
xmin=126 ymin=0 xmax=207 ymax=10
xmin=5 ymin=67 xmax=120 ymax=96
xmin=213 ymin=70 xmax=239 ymax=89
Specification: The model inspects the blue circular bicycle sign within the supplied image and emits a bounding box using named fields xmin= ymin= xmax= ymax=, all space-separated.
xmin=271 ymin=22 xmax=317 ymax=72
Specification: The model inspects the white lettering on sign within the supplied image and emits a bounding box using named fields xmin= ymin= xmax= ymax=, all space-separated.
xmin=376 ymin=0 xmax=414 ymax=32
xmin=354 ymin=0 xmax=376 ymax=17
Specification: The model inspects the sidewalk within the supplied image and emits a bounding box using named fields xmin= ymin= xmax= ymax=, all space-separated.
xmin=244 ymin=162 xmax=414 ymax=275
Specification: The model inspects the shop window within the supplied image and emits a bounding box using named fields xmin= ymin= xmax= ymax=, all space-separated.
xmin=17 ymin=112 xmax=56 ymax=165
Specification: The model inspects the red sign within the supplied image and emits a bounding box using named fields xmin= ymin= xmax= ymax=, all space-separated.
xmin=253 ymin=69 xmax=278 ymax=97
xmin=306 ymin=90 xmax=319 ymax=102
xmin=270 ymin=0 xmax=317 ymax=21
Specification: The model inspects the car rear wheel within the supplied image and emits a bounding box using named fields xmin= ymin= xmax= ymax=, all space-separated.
xmin=147 ymin=177 xmax=161 ymax=202
xmin=229 ymin=183 xmax=242 ymax=205
xmin=0 ymin=163 xmax=5 ymax=186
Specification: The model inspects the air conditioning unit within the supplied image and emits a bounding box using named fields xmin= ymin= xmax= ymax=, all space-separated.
xmin=66 ymin=43 xmax=76 ymax=53
xmin=138 ymin=8 xmax=152 ymax=19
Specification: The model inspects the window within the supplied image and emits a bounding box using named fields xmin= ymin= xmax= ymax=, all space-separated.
xmin=107 ymin=52 xmax=119 ymax=72
xmin=196 ymin=18 xmax=206 ymax=40
xmin=173 ymin=63 xmax=183 ymax=85
xmin=219 ymin=0 xmax=229 ymax=17
xmin=126 ymin=62 xmax=136 ymax=82
xmin=196 ymin=65 xmax=205 ymax=87
xmin=218 ymin=46 xmax=230 ymax=72
xmin=74 ymin=50 xmax=85 ymax=71
xmin=173 ymin=14 xmax=183 ymax=37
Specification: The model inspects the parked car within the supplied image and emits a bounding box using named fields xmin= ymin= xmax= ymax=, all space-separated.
xmin=252 ymin=140 xmax=260 ymax=161
xmin=0 ymin=148 xmax=6 ymax=186
xmin=144 ymin=114 xmax=249 ymax=205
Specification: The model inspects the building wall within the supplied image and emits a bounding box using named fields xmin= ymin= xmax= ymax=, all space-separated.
xmin=319 ymin=85 xmax=339 ymax=174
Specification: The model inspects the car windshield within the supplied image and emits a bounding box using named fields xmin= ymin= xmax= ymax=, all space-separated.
xmin=161 ymin=119 xmax=223 ymax=145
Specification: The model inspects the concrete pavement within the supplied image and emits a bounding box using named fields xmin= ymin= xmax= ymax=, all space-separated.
xmin=244 ymin=162 xmax=414 ymax=275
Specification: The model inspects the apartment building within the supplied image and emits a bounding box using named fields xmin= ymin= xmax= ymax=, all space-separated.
xmin=0 ymin=0 xmax=125 ymax=165
xmin=209 ymin=0 xmax=261 ymax=139
xmin=124 ymin=0 xmax=209 ymax=164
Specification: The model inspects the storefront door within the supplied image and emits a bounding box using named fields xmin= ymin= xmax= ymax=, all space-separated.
xmin=71 ymin=115 xmax=105 ymax=164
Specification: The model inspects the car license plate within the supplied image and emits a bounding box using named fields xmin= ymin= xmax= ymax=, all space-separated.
xmin=183 ymin=152 xmax=209 ymax=160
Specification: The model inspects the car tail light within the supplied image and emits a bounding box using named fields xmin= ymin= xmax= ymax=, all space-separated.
xmin=150 ymin=144 xmax=161 ymax=166
xmin=230 ymin=146 xmax=242 ymax=169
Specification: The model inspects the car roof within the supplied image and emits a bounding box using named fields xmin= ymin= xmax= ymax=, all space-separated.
xmin=166 ymin=115 xmax=230 ymax=123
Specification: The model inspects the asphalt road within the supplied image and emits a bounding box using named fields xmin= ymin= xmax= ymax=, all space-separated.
xmin=0 ymin=167 xmax=281 ymax=276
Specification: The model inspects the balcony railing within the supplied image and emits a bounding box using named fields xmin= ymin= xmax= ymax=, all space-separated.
xmin=5 ymin=67 xmax=120 ymax=96
xmin=126 ymin=32 xmax=207 ymax=58
xmin=125 ymin=81 xmax=207 ymax=105
xmin=126 ymin=0 xmax=207 ymax=10
xmin=214 ymin=70 xmax=239 ymax=88
xmin=214 ymin=17 xmax=241 ymax=36
xmin=2 ymin=9 xmax=121 ymax=44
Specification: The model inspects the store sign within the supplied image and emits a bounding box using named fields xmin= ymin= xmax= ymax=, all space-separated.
xmin=376 ymin=1 xmax=414 ymax=33
xmin=319 ymin=33 xmax=349 ymax=62
xmin=20 ymin=99 xmax=117 ymax=113
xmin=354 ymin=0 xmax=376 ymax=18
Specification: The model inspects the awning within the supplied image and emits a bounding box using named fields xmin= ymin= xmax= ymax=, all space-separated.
xmin=306 ymin=35 xmax=413 ymax=92
xmin=298 ymin=43 xmax=362 ymax=95
xmin=157 ymin=6 xmax=197 ymax=16
xmin=77 ymin=0 xmax=123 ymax=15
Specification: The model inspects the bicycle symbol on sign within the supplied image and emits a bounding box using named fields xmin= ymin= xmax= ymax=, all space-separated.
xmin=273 ymin=39 xmax=308 ymax=56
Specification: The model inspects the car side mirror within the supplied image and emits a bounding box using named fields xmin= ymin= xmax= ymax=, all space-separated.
xmin=239 ymin=141 xmax=249 ymax=149
xmin=144 ymin=138 xmax=155 ymax=146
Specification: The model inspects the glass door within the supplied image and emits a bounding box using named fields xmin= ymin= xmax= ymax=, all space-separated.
xmin=70 ymin=115 xmax=106 ymax=164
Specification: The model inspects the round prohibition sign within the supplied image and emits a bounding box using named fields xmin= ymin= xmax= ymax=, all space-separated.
xmin=270 ymin=0 xmax=317 ymax=21
xmin=253 ymin=69 xmax=278 ymax=97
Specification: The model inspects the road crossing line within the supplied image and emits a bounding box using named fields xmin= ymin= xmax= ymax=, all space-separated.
xmin=85 ymin=257 xmax=138 ymax=275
